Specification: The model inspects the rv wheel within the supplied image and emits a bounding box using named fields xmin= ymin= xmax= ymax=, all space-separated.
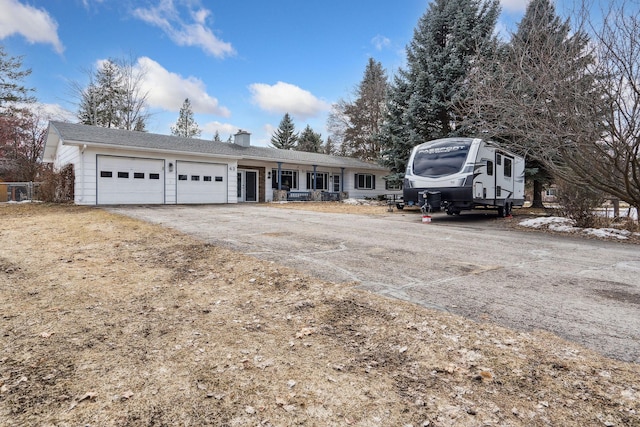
xmin=497 ymin=205 xmax=505 ymax=217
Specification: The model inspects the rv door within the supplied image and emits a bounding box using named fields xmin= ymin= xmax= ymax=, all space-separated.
xmin=495 ymin=153 xmax=515 ymax=199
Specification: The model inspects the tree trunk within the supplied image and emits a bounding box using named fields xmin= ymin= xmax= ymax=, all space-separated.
xmin=531 ymin=179 xmax=545 ymax=209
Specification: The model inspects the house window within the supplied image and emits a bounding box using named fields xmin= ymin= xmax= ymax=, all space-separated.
xmin=100 ymin=171 xmax=113 ymax=178
xmin=204 ymin=176 xmax=212 ymax=182
xmin=385 ymin=180 xmax=402 ymax=190
xmin=118 ymin=172 xmax=129 ymax=178
xmin=149 ymin=173 xmax=160 ymax=180
xmin=272 ymin=169 xmax=298 ymax=190
xmin=332 ymin=175 xmax=341 ymax=192
xmin=486 ymin=160 xmax=494 ymax=176
xmin=178 ymin=175 xmax=187 ymax=181
xmin=191 ymin=175 xmax=200 ymax=181
xmin=504 ymin=158 xmax=512 ymax=177
xmin=307 ymin=172 xmax=328 ymax=190
xmin=355 ymin=173 xmax=375 ymax=190
xmin=134 ymin=172 xmax=145 ymax=179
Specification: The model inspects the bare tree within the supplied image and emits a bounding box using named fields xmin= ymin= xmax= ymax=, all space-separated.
xmin=0 ymin=107 xmax=47 ymax=181
xmin=462 ymin=0 xmax=602 ymax=205
xmin=576 ymin=1 xmax=640 ymax=212
xmin=116 ymin=55 xmax=150 ymax=131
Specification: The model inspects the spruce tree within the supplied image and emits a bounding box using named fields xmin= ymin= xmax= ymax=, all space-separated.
xmin=94 ymin=60 xmax=125 ymax=128
xmin=171 ymin=98 xmax=201 ymax=138
xmin=295 ymin=125 xmax=323 ymax=153
xmin=379 ymin=0 xmax=499 ymax=176
xmin=270 ymin=113 xmax=298 ymax=149
xmin=0 ymin=45 xmax=35 ymax=109
xmin=76 ymin=58 xmax=149 ymax=131
xmin=342 ymin=58 xmax=388 ymax=161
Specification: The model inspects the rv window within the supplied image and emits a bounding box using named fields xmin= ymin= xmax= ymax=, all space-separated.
xmin=504 ymin=158 xmax=512 ymax=177
xmin=486 ymin=161 xmax=494 ymax=176
xmin=496 ymin=154 xmax=502 ymax=165
xmin=412 ymin=140 xmax=471 ymax=178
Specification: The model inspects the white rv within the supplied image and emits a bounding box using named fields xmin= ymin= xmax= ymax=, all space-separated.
xmin=402 ymin=137 xmax=525 ymax=216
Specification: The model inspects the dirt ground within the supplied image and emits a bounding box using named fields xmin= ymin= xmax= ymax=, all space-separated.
xmin=1 ymin=203 xmax=639 ymax=427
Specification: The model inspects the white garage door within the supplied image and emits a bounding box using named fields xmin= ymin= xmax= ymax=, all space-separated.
xmin=176 ymin=161 xmax=228 ymax=204
xmin=97 ymin=155 xmax=165 ymax=204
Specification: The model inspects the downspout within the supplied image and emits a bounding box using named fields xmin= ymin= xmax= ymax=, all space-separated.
xmin=80 ymin=144 xmax=87 ymax=203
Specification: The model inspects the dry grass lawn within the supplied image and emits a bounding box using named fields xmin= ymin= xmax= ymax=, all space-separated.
xmin=1 ymin=203 xmax=639 ymax=426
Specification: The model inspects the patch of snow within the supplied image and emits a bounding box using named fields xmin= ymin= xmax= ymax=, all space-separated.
xmin=519 ymin=216 xmax=636 ymax=241
xmin=518 ymin=217 xmax=573 ymax=229
xmin=583 ymin=228 xmax=630 ymax=240
xmin=342 ymin=198 xmax=361 ymax=205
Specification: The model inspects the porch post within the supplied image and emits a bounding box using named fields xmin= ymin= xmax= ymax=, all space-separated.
xmin=277 ymin=162 xmax=282 ymax=190
xmin=312 ymin=165 xmax=317 ymax=190
xmin=340 ymin=167 xmax=345 ymax=192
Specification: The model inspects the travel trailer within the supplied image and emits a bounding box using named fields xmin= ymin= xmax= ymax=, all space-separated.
xmin=402 ymin=137 xmax=525 ymax=216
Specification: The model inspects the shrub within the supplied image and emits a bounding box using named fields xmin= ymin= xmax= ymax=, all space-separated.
xmin=38 ymin=164 xmax=74 ymax=203
xmin=555 ymin=180 xmax=605 ymax=228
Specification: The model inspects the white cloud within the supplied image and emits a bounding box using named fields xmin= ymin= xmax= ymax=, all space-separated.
xmin=132 ymin=0 xmax=234 ymax=58
xmin=136 ymin=56 xmax=230 ymax=117
xmin=0 ymin=0 xmax=64 ymax=53
xmin=371 ymin=35 xmax=391 ymax=51
xmin=249 ymin=81 xmax=330 ymax=119
xmin=201 ymin=120 xmax=237 ymax=138
xmin=500 ymin=0 xmax=530 ymax=13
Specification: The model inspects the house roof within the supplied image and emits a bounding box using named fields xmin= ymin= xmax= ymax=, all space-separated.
xmin=44 ymin=121 xmax=387 ymax=171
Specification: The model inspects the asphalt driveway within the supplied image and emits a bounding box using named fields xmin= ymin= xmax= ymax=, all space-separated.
xmin=108 ymin=204 xmax=640 ymax=363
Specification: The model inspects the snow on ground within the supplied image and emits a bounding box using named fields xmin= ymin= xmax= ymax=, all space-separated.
xmin=519 ymin=216 xmax=640 ymax=240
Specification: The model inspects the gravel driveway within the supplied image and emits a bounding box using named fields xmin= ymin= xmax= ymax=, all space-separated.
xmin=109 ymin=204 xmax=640 ymax=363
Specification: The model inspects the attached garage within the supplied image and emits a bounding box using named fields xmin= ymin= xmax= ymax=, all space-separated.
xmin=97 ymin=155 xmax=165 ymax=204
xmin=176 ymin=161 xmax=228 ymax=204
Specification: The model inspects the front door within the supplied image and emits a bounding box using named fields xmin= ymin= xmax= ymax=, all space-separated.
xmin=237 ymin=170 xmax=258 ymax=202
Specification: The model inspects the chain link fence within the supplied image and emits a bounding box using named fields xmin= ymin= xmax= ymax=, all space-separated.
xmin=0 ymin=182 xmax=42 ymax=202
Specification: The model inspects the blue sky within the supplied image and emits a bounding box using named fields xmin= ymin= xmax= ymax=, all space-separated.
xmin=1 ymin=0 xmax=533 ymax=146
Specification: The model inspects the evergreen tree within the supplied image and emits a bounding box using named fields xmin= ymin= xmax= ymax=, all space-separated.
xmin=342 ymin=58 xmax=388 ymax=161
xmin=0 ymin=45 xmax=35 ymax=109
xmin=171 ymin=98 xmax=201 ymax=138
xmin=95 ymin=60 xmax=125 ymax=128
xmin=213 ymin=130 xmax=222 ymax=142
xmin=75 ymin=57 xmax=149 ymax=131
xmin=379 ymin=0 xmax=500 ymax=175
xmin=296 ymin=125 xmax=323 ymax=153
xmin=322 ymin=136 xmax=336 ymax=155
xmin=270 ymin=113 xmax=298 ymax=149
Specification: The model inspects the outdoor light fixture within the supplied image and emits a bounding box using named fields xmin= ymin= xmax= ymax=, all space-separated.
xmin=267 ymin=171 xmax=271 ymax=179
xmin=168 ymin=162 xmax=174 ymax=172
